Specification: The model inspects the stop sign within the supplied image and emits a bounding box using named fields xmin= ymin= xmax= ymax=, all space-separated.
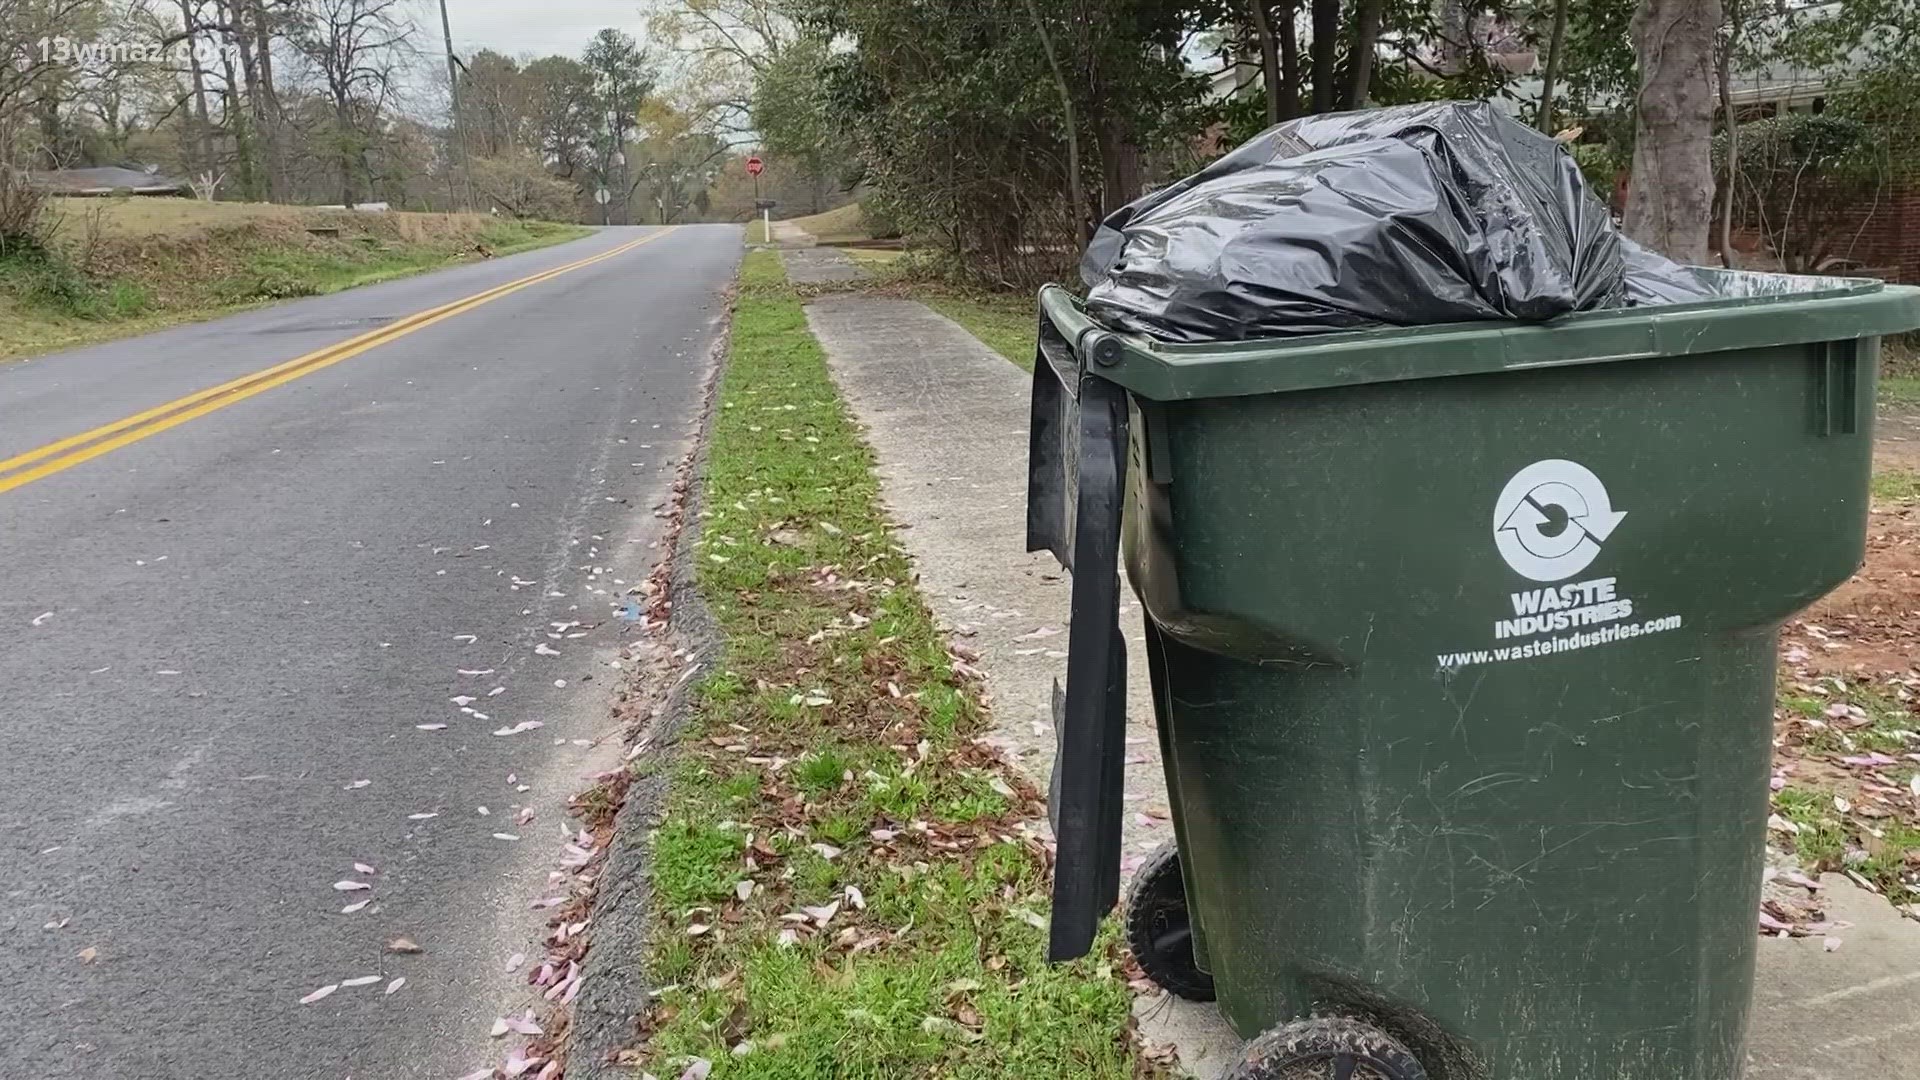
xmin=745 ymin=156 xmax=764 ymax=177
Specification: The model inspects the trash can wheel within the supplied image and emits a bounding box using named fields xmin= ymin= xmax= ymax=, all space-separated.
xmin=1224 ymin=1017 xmax=1428 ymax=1080
xmin=1123 ymin=841 xmax=1215 ymax=1002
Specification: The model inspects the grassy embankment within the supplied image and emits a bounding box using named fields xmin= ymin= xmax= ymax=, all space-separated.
xmin=0 ymin=197 xmax=589 ymax=360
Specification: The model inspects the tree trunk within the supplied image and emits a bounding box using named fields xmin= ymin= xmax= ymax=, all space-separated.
xmin=1098 ymin=122 xmax=1142 ymax=213
xmin=437 ymin=0 xmax=471 ymax=210
xmin=1624 ymin=0 xmax=1723 ymax=264
xmin=1342 ymin=0 xmax=1383 ymax=109
xmin=230 ymin=0 xmax=279 ymax=201
xmin=1022 ymin=0 xmax=1088 ymax=246
xmin=1537 ymin=0 xmax=1571 ymax=133
xmin=1247 ymin=0 xmax=1282 ymax=127
xmin=1716 ymin=0 xmax=1742 ymax=267
xmin=335 ymin=94 xmax=355 ymax=207
xmin=180 ymin=0 xmax=216 ymax=178
xmin=1276 ymin=1 xmax=1300 ymax=119
xmin=214 ymin=2 xmax=258 ymax=200
xmin=249 ymin=0 xmax=285 ymax=201
xmin=1309 ymin=0 xmax=1339 ymax=113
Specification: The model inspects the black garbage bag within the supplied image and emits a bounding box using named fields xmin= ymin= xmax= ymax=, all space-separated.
xmin=1083 ymin=101 xmax=1703 ymax=343
xmin=1620 ymin=236 xmax=1721 ymax=306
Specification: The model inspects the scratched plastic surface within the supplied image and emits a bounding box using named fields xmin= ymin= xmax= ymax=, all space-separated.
xmin=1031 ymin=274 xmax=1920 ymax=1078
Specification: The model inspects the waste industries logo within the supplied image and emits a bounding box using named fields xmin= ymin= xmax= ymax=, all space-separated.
xmin=1434 ymin=458 xmax=1682 ymax=669
xmin=1492 ymin=459 xmax=1626 ymax=583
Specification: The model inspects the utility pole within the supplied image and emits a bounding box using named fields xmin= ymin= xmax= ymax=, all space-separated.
xmin=438 ymin=0 xmax=473 ymax=211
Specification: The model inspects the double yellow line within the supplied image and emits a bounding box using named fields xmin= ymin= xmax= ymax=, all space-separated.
xmin=0 ymin=228 xmax=673 ymax=497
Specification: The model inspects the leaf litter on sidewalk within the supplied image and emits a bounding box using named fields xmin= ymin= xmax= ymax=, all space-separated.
xmin=618 ymin=252 xmax=1150 ymax=1077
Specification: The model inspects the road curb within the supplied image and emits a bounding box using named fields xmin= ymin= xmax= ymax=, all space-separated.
xmin=564 ymin=303 xmax=731 ymax=1080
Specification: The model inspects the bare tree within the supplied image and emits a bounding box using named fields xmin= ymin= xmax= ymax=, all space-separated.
xmin=287 ymin=0 xmax=412 ymax=206
xmin=250 ymin=0 xmax=288 ymax=197
xmin=194 ymin=0 xmax=284 ymax=199
xmin=1 ymin=0 xmax=104 ymax=127
xmin=648 ymin=0 xmax=792 ymax=140
xmin=1625 ymin=0 xmax=1724 ymax=263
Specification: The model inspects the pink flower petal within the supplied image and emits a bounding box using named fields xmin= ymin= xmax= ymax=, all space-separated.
xmin=299 ymin=984 xmax=339 ymax=1004
xmin=504 ymin=1013 xmax=543 ymax=1036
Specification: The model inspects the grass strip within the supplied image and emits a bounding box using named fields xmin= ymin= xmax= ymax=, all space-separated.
xmin=1883 ymin=376 xmax=1920 ymax=408
xmin=1872 ymin=467 xmax=1919 ymax=505
xmin=633 ymin=249 xmax=1145 ymax=1078
xmin=921 ymin=293 xmax=1039 ymax=372
xmin=1774 ymin=674 xmax=1920 ymax=902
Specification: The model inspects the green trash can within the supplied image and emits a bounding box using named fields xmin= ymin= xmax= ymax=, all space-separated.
xmin=1027 ymin=271 xmax=1920 ymax=1080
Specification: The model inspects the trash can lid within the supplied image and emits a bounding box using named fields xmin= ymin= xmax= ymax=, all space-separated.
xmin=1044 ymin=274 xmax=1920 ymax=402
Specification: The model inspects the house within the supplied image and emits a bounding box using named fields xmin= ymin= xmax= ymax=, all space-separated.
xmin=28 ymin=166 xmax=189 ymax=197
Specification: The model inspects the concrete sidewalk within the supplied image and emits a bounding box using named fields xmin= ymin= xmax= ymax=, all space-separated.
xmin=803 ymin=293 xmax=1920 ymax=1079
xmin=780 ymin=246 xmax=863 ymax=284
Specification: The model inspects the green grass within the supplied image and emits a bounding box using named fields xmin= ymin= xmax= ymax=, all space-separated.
xmin=785 ymin=202 xmax=872 ymax=244
xmin=1 ymin=213 xmax=589 ymax=362
xmin=1775 ymin=670 xmax=1920 ymax=901
xmin=1884 ymin=376 xmax=1920 ymax=407
xmin=222 ymin=220 xmax=588 ymax=300
xmin=633 ymin=249 xmax=1146 ymax=1078
xmin=1774 ymin=786 xmax=1852 ymax=867
xmin=1775 ymin=783 xmax=1920 ymax=901
xmin=1873 ymin=467 xmax=1920 ymax=504
xmin=921 ymin=293 xmax=1038 ymax=371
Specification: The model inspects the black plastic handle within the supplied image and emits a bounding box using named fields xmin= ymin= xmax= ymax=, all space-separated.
xmin=1026 ymin=312 xmax=1131 ymax=962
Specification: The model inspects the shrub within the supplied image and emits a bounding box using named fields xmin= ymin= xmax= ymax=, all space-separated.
xmin=1714 ymin=113 xmax=1885 ymax=273
xmin=0 ymin=164 xmax=50 ymax=258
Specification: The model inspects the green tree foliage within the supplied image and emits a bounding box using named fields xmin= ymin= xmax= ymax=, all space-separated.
xmin=1768 ymin=0 xmax=1920 ymax=174
xmin=795 ymin=0 xmax=1206 ymax=288
xmin=521 ymin=55 xmax=598 ymax=181
xmin=1533 ymin=0 xmax=1636 ymax=127
xmin=748 ymin=34 xmax=837 ymax=185
xmin=581 ymin=28 xmax=658 ymax=225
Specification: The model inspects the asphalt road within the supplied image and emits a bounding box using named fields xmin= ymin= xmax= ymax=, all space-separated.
xmin=0 ymin=225 xmax=741 ymax=1078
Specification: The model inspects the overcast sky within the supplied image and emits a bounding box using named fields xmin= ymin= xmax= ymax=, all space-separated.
xmin=438 ymin=0 xmax=650 ymax=61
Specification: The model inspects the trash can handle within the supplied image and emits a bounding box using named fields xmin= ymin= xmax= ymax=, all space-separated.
xmin=1026 ymin=293 xmax=1133 ymax=962
xmin=1039 ymin=284 xmax=1100 ymax=354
